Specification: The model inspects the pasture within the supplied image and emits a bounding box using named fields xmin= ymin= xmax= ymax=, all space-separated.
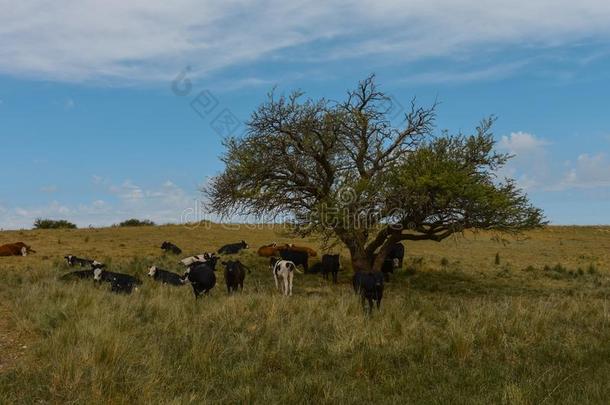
xmin=0 ymin=224 xmax=609 ymax=404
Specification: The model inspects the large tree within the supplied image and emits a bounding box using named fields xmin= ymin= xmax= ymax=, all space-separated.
xmin=207 ymin=76 xmax=546 ymax=273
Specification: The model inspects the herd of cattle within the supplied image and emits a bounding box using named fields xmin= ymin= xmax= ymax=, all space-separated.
xmin=0 ymin=240 xmax=406 ymax=312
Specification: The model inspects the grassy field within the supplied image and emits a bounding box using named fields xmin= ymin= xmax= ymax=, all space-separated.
xmin=0 ymin=224 xmax=609 ymax=404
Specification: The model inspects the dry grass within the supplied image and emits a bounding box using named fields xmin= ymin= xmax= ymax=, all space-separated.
xmin=0 ymin=224 xmax=609 ymax=404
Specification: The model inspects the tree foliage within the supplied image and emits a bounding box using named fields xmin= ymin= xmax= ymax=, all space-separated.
xmin=33 ymin=218 xmax=77 ymax=229
xmin=207 ymin=75 xmax=546 ymax=272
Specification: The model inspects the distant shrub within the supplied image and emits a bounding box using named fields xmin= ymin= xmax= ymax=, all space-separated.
xmin=117 ymin=219 xmax=156 ymax=227
xmin=33 ymin=218 xmax=77 ymax=229
xmin=494 ymin=253 xmax=501 ymax=266
xmin=587 ymin=264 xmax=598 ymax=275
xmin=441 ymin=257 xmax=449 ymax=267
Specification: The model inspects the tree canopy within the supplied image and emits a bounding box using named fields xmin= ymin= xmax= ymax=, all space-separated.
xmin=207 ymin=75 xmax=546 ymax=272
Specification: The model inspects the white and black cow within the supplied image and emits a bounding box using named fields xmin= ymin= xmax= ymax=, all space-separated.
xmin=147 ymin=266 xmax=184 ymax=286
xmin=182 ymin=261 xmax=217 ymax=299
xmin=93 ymin=267 xmax=142 ymax=294
xmin=218 ymin=240 xmax=249 ymax=255
xmin=180 ymin=252 xmax=215 ymax=268
xmin=279 ymin=249 xmax=309 ymax=273
xmin=270 ymin=257 xmax=296 ymax=296
xmin=64 ymin=255 xmax=96 ymax=267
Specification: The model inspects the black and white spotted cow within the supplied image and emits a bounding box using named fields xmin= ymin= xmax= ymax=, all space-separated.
xmin=64 ymin=255 xmax=96 ymax=267
xmin=180 ymin=253 xmax=216 ymax=268
xmin=93 ymin=267 xmax=142 ymax=294
xmin=147 ymin=266 xmax=184 ymax=286
xmin=270 ymin=257 xmax=296 ymax=296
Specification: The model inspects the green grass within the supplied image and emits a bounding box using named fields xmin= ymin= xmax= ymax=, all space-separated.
xmin=0 ymin=225 xmax=609 ymax=403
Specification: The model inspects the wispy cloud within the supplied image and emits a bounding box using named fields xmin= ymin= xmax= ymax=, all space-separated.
xmin=2 ymin=1 xmax=610 ymax=83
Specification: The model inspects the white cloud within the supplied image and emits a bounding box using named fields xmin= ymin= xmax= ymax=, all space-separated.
xmin=0 ymin=178 xmax=203 ymax=229
xmin=499 ymin=131 xmax=550 ymax=156
xmin=560 ymin=153 xmax=610 ymax=189
xmin=2 ymin=1 xmax=610 ymax=82
xmin=498 ymin=132 xmax=552 ymax=190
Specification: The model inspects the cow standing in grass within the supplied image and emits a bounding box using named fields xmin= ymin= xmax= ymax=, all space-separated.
xmin=222 ymin=260 xmax=250 ymax=294
xmin=353 ymin=271 xmax=384 ymax=313
xmin=321 ymin=254 xmax=340 ymax=283
xmin=270 ymin=257 xmax=296 ymax=296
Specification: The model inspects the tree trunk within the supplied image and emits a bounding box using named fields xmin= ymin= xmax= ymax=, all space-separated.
xmin=350 ymin=248 xmax=372 ymax=273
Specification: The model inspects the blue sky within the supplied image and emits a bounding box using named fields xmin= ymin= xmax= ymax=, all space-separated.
xmin=1 ymin=1 xmax=609 ymax=228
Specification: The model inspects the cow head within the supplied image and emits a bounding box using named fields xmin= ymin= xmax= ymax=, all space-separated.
xmin=241 ymin=240 xmax=249 ymax=249
xmin=161 ymin=241 xmax=169 ymax=249
xmin=269 ymin=256 xmax=279 ymax=271
xmin=20 ymin=246 xmax=28 ymax=256
xmin=392 ymin=258 xmax=400 ymax=268
xmin=147 ymin=266 xmax=157 ymax=277
xmin=64 ymin=255 xmax=73 ymax=264
xmin=93 ymin=267 xmax=104 ymax=281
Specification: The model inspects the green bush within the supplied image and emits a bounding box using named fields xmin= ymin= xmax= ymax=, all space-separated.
xmin=116 ymin=219 xmax=156 ymax=227
xmin=33 ymin=218 xmax=77 ymax=229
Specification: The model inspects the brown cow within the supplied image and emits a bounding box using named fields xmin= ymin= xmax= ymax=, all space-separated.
xmin=257 ymin=243 xmax=280 ymax=257
xmin=258 ymin=243 xmax=317 ymax=258
xmin=0 ymin=242 xmax=36 ymax=257
xmin=280 ymin=244 xmax=317 ymax=257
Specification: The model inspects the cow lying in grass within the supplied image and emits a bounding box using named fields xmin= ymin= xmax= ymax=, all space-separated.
xmin=218 ymin=240 xmax=249 ymax=255
xmin=161 ymin=241 xmax=182 ymax=255
xmin=353 ymin=271 xmax=384 ymax=313
xmin=180 ymin=253 xmax=215 ymax=267
xmin=64 ymin=255 xmax=96 ymax=267
xmin=93 ymin=266 xmax=142 ymax=294
xmin=270 ymin=257 xmax=296 ymax=296
xmin=147 ymin=266 xmax=184 ymax=286
xmin=0 ymin=242 xmax=35 ymax=257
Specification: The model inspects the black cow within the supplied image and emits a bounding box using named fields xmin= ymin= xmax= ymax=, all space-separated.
xmin=222 ymin=260 xmax=250 ymax=294
xmin=321 ymin=254 xmax=340 ymax=283
xmin=373 ymin=242 xmax=405 ymax=281
xmin=352 ymin=271 xmax=384 ymax=313
xmin=64 ymin=255 xmax=96 ymax=267
xmin=93 ymin=268 xmax=142 ymax=294
xmin=60 ymin=269 xmax=94 ymax=281
xmin=279 ymin=249 xmax=308 ymax=273
xmin=218 ymin=240 xmax=249 ymax=255
xmin=161 ymin=241 xmax=182 ymax=255
xmin=183 ymin=262 xmax=217 ymax=298
xmin=147 ymin=266 xmax=184 ymax=286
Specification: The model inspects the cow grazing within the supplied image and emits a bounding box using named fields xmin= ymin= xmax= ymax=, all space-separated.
xmin=64 ymin=255 xmax=95 ymax=267
xmin=182 ymin=262 xmax=217 ymax=298
xmin=352 ymin=271 xmax=384 ymax=313
xmin=270 ymin=257 xmax=296 ymax=296
xmin=321 ymin=254 xmax=341 ymax=283
xmin=161 ymin=241 xmax=182 ymax=255
xmin=257 ymin=243 xmax=279 ymax=257
xmin=0 ymin=242 xmax=35 ymax=257
xmin=279 ymin=249 xmax=309 ymax=273
xmin=60 ymin=269 xmax=95 ymax=281
xmin=94 ymin=267 xmax=142 ymax=294
xmin=147 ymin=266 xmax=184 ymax=286
xmin=218 ymin=240 xmax=249 ymax=255
xmin=222 ymin=260 xmax=250 ymax=294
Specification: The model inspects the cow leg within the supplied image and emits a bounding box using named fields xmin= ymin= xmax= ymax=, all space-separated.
xmin=274 ymin=272 xmax=279 ymax=291
xmin=332 ymin=271 xmax=338 ymax=284
xmin=283 ymin=275 xmax=289 ymax=296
